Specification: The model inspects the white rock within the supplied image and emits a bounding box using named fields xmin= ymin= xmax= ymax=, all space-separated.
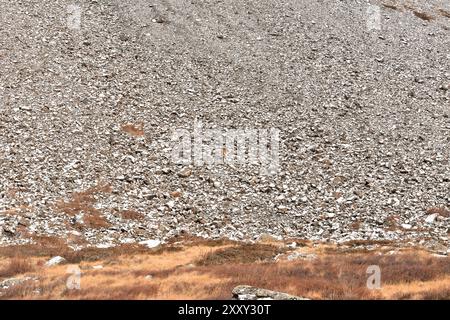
xmin=166 ymin=200 xmax=175 ymax=209
xmin=92 ymin=265 xmax=103 ymax=269
xmin=139 ymin=239 xmax=161 ymax=248
xmin=45 ymin=256 xmax=66 ymax=267
xmin=287 ymin=242 xmax=297 ymax=249
xmin=425 ymin=214 xmax=437 ymax=224
xmin=96 ymin=243 xmax=114 ymax=249
xmin=401 ymin=224 xmax=412 ymax=230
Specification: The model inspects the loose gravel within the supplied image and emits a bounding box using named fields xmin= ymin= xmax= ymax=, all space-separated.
xmin=0 ymin=0 xmax=449 ymax=252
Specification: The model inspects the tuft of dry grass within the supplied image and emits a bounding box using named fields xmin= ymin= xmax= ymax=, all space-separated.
xmin=342 ymin=239 xmax=394 ymax=247
xmin=121 ymin=123 xmax=144 ymax=137
xmin=61 ymin=244 xmax=182 ymax=264
xmin=119 ymin=210 xmax=144 ymax=220
xmin=54 ymin=184 xmax=112 ymax=230
xmin=80 ymin=213 xmax=111 ymax=229
xmin=63 ymin=283 xmax=160 ymax=300
xmin=0 ymin=236 xmax=68 ymax=258
xmin=350 ymin=221 xmax=361 ymax=230
xmin=55 ymin=184 xmax=111 ymax=217
xmin=165 ymin=234 xmax=238 ymax=247
xmin=382 ymin=276 xmax=450 ymax=300
xmin=196 ymin=244 xmax=285 ymax=266
xmin=384 ymin=215 xmax=400 ymax=231
xmin=0 ymin=257 xmax=34 ymax=278
xmin=170 ymin=191 xmax=182 ymax=198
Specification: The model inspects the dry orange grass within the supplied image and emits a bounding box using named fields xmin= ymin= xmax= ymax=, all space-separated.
xmin=54 ymin=184 xmax=112 ymax=230
xmin=196 ymin=244 xmax=285 ymax=266
xmin=382 ymin=276 xmax=450 ymax=300
xmin=121 ymin=123 xmax=144 ymax=137
xmin=0 ymin=257 xmax=35 ymax=278
xmin=55 ymin=184 xmax=111 ymax=216
xmin=0 ymin=241 xmax=449 ymax=300
xmin=0 ymin=237 xmax=179 ymax=263
xmin=119 ymin=210 xmax=144 ymax=220
xmin=80 ymin=214 xmax=111 ymax=229
xmin=0 ymin=236 xmax=69 ymax=259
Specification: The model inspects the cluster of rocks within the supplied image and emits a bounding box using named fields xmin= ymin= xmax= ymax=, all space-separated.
xmin=232 ymin=285 xmax=309 ymax=300
xmin=0 ymin=0 xmax=449 ymax=251
xmin=0 ymin=276 xmax=38 ymax=294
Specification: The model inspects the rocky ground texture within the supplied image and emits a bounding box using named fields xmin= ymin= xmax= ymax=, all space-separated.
xmin=0 ymin=0 xmax=449 ymax=252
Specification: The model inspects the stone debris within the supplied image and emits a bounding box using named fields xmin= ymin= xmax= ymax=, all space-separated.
xmin=0 ymin=0 xmax=448 ymax=252
xmin=232 ymin=285 xmax=310 ymax=300
xmin=286 ymin=252 xmax=317 ymax=261
xmin=0 ymin=277 xmax=38 ymax=291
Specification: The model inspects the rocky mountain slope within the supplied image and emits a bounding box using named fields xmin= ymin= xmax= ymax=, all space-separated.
xmin=0 ymin=0 xmax=449 ymax=251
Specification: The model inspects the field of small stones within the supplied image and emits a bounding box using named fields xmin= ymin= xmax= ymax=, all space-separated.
xmin=0 ymin=0 xmax=449 ymax=259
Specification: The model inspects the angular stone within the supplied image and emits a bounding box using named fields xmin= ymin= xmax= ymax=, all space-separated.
xmin=45 ymin=256 xmax=66 ymax=267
